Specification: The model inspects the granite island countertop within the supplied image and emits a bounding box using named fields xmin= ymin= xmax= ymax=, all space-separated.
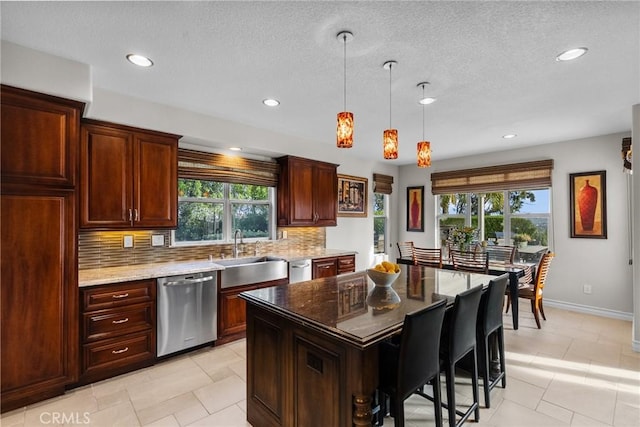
xmin=78 ymin=248 xmax=357 ymax=287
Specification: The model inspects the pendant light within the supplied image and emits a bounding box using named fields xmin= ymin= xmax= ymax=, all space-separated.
xmin=416 ymin=82 xmax=432 ymax=168
xmin=383 ymin=60 xmax=398 ymax=159
xmin=336 ymin=31 xmax=354 ymax=148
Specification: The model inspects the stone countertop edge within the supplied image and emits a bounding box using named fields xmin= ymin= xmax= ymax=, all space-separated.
xmin=78 ymin=248 xmax=357 ymax=287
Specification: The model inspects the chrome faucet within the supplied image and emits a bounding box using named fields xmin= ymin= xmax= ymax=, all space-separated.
xmin=233 ymin=229 xmax=243 ymax=258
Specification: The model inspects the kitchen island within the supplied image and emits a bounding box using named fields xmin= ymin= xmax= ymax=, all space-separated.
xmin=240 ymin=264 xmax=496 ymax=426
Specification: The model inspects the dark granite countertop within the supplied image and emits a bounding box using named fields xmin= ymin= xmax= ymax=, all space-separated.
xmin=240 ymin=264 xmax=496 ymax=349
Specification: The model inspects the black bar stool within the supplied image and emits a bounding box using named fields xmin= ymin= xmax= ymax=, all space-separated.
xmin=476 ymin=274 xmax=509 ymax=407
xmin=439 ymin=285 xmax=483 ymax=427
xmin=378 ymin=299 xmax=447 ymax=426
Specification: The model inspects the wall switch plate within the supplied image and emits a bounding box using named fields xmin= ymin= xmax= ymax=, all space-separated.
xmin=583 ymin=284 xmax=592 ymax=294
xmin=123 ymin=235 xmax=134 ymax=248
xmin=152 ymin=234 xmax=165 ymax=247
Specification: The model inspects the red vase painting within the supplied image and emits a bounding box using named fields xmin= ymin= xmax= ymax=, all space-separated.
xmin=578 ymin=179 xmax=598 ymax=231
xmin=406 ymin=186 xmax=424 ymax=231
xmin=570 ymin=171 xmax=607 ymax=239
xmin=410 ymin=192 xmax=420 ymax=229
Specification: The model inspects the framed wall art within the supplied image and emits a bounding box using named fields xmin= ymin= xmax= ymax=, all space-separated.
xmin=569 ymin=170 xmax=607 ymax=239
xmin=337 ymin=174 xmax=368 ymax=217
xmin=406 ymin=186 xmax=424 ymax=232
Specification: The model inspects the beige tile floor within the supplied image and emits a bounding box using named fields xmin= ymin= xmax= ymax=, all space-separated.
xmin=2 ymin=303 xmax=639 ymax=426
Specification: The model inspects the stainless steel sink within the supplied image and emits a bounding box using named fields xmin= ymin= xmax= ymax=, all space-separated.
xmin=217 ymin=256 xmax=288 ymax=288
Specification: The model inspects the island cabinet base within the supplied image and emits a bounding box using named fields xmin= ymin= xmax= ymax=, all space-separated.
xmin=246 ymin=303 xmax=379 ymax=427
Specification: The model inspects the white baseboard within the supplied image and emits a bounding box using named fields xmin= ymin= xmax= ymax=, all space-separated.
xmin=543 ymin=299 xmax=633 ymax=321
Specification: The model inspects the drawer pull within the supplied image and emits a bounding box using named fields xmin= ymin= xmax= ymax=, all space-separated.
xmin=112 ymin=293 xmax=129 ymax=299
xmin=111 ymin=347 xmax=129 ymax=355
xmin=112 ymin=318 xmax=129 ymax=324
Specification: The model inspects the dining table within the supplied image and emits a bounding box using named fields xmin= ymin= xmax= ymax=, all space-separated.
xmin=239 ymin=264 xmax=499 ymax=427
xmin=396 ymin=255 xmax=535 ymax=330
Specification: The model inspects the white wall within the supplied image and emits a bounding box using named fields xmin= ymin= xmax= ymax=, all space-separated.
xmin=399 ymin=133 xmax=634 ymax=316
xmin=0 ymin=41 xmax=92 ymax=103
xmin=632 ymin=104 xmax=639 ymax=350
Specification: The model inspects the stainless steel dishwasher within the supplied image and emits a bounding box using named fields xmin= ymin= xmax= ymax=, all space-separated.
xmin=157 ymin=271 xmax=217 ymax=357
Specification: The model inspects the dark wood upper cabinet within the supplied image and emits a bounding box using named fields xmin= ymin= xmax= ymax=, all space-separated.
xmin=80 ymin=119 xmax=180 ymax=229
xmin=1 ymin=85 xmax=83 ymax=412
xmin=1 ymin=85 xmax=83 ymax=188
xmin=276 ymin=156 xmax=338 ymax=227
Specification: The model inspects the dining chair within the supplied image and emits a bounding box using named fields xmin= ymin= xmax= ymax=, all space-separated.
xmin=396 ymin=241 xmax=414 ymax=260
xmin=485 ymin=245 xmax=516 ymax=265
xmin=378 ymin=299 xmax=447 ymax=426
xmin=412 ymin=246 xmax=443 ymax=268
xmin=476 ymin=274 xmax=509 ymax=408
xmin=450 ymin=250 xmax=489 ymax=274
xmin=506 ymin=252 xmax=555 ymax=328
xmin=439 ymin=285 xmax=483 ymax=427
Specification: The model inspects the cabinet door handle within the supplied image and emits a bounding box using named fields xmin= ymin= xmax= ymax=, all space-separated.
xmin=134 ymin=209 xmax=139 ymax=222
xmin=111 ymin=347 xmax=129 ymax=354
xmin=112 ymin=318 xmax=129 ymax=324
xmin=128 ymin=209 xmax=133 ymax=222
xmin=112 ymin=293 xmax=129 ymax=299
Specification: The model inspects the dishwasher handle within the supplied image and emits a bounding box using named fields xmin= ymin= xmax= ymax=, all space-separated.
xmin=163 ymin=275 xmax=214 ymax=286
xmin=291 ymin=262 xmax=310 ymax=269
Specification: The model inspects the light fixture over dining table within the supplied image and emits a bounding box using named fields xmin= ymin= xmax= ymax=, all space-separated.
xmin=383 ymin=60 xmax=398 ymax=159
xmin=416 ymin=82 xmax=432 ymax=168
xmin=336 ymin=31 xmax=354 ymax=149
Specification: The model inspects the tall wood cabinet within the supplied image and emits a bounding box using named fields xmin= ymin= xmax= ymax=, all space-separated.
xmin=80 ymin=119 xmax=180 ymax=229
xmin=276 ymin=156 xmax=338 ymax=226
xmin=1 ymin=85 xmax=84 ymax=412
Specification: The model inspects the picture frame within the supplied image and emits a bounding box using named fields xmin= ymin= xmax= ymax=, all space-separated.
xmin=569 ymin=170 xmax=607 ymax=239
xmin=406 ymin=186 xmax=424 ymax=232
xmin=337 ymin=174 xmax=368 ymax=217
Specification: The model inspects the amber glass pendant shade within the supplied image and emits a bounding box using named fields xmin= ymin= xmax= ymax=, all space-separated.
xmin=383 ymin=129 xmax=398 ymax=159
xmin=337 ymin=111 xmax=354 ymax=148
xmin=417 ymin=141 xmax=431 ymax=167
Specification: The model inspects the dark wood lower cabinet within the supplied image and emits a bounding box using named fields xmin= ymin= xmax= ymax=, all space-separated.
xmin=246 ymin=303 xmax=377 ymax=427
xmin=313 ymin=255 xmax=355 ymax=279
xmin=0 ymin=190 xmax=79 ymax=412
xmin=77 ymin=280 xmax=156 ymax=385
xmin=218 ymin=278 xmax=289 ymax=344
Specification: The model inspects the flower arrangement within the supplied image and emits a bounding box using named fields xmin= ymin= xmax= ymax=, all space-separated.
xmin=513 ymin=233 xmax=532 ymax=248
xmin=449 ymin=226 xmax=477 ymax=250
xmin=512 ymin=233 xmax=532 ymax=244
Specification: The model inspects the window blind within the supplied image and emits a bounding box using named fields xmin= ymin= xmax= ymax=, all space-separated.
xmin=430 ymin=159 xmax=553 ymax=195
xmin=373 ymin=173 xmax=394 ymax=194
xmin=178 ymin=148 xmax=279 ymax=187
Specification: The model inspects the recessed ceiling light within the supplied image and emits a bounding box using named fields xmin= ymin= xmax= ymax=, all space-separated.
xmin=418 ymin=97 xmax=437 ymax=105
xmin=502 ymin=134 xmax=517 ymax=139
xmin=556 ymin=47 xmax=588 ymax=62
xmin=262 ymin=99 xmax=280 ymax=107
xmin=126 ymin=54 xmax=153 ymax=67
xmin=229 ymin=147 xmax=242 ymax=151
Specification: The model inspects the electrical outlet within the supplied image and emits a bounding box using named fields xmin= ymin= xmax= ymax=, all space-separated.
xmin=583 ymin=284 xmax=592 ymax=294
xmin=123 ymin=235 xmax=134 ymax=248
xmin=151 ymin=234 xmax=165 ymax=247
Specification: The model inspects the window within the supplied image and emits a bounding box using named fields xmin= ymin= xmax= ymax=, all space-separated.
xmin=174 ymin=178 xmax=273 ymax=245
xmin=437 ymin=188 xmax=551 ymax=262
xmin=373 ymin=193 xmax=387 ymax=254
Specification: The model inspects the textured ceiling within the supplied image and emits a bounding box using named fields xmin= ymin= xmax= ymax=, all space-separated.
xmin=2 ymin=1 xmax=639 ymax=165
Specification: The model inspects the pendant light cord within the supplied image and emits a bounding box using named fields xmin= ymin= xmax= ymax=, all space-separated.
xmin=343 ymin=34 xmax=347 ymax=112
xmin=422 ymin=84 xmax=425 ymax=141
xmin=388 ymin=62 xmax=392 ymax=128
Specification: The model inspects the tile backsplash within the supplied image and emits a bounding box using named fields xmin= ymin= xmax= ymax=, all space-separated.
xmin=78 ymin=227 xmax=326 ymax=270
